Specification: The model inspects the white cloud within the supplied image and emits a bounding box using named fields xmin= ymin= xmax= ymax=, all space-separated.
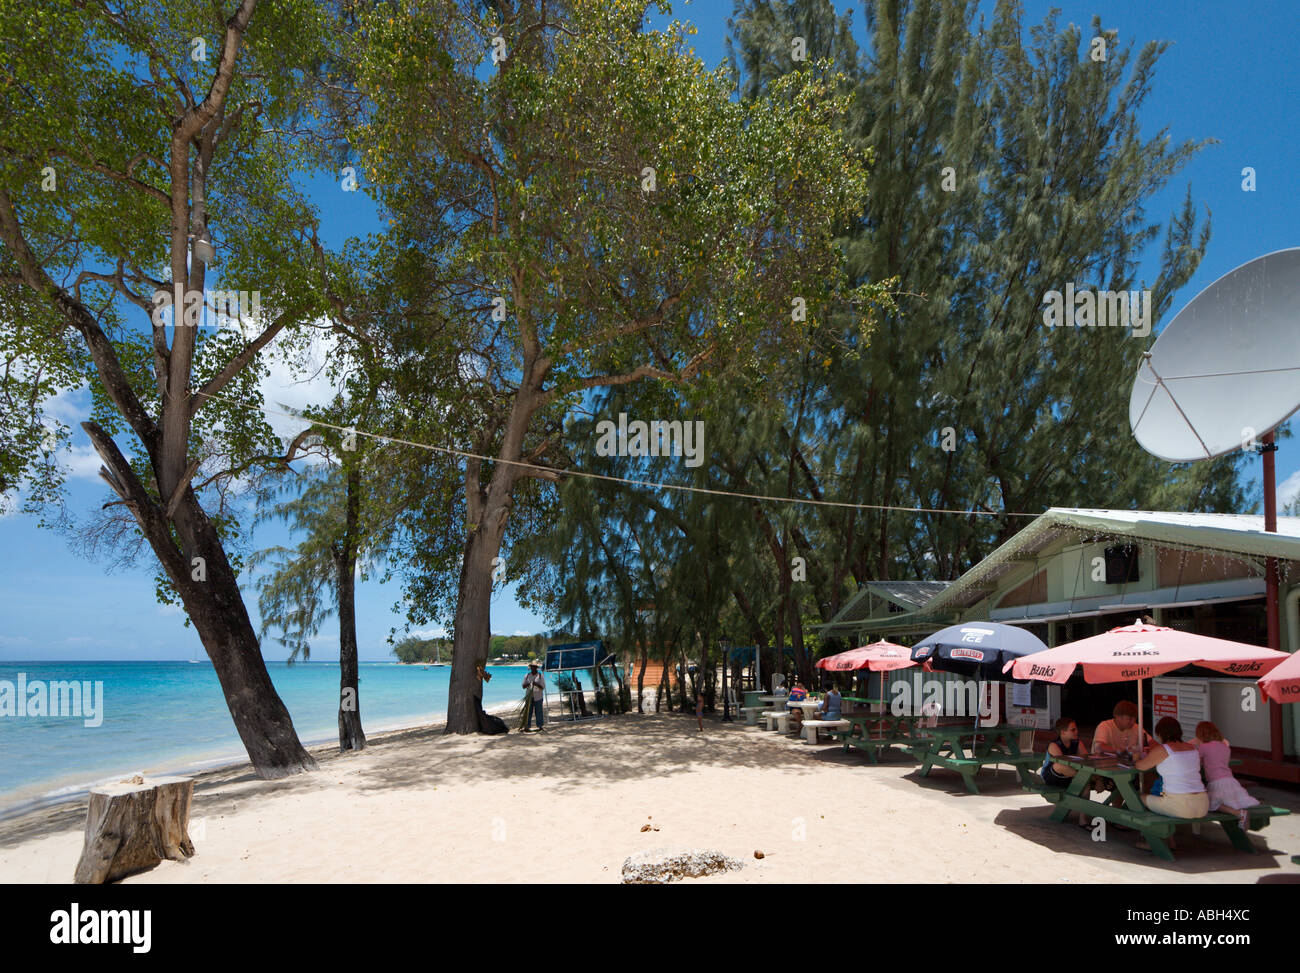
xmin=410 ymin=627 xmax=449 ymax=639
xmin=64 ymin=442 xmax=107 ymax=482
xmin=1279 ymin=469 xmax=1300 ymax=513
xmin=45 ymin=383 xmax=94 ymax=426
xmin=512 ymin=630 xmax=531 ymax=637
xmin=255 ymin=326 xmax=348 ymax=448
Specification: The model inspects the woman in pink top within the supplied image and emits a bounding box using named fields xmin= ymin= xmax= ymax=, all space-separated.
xmin=1194 ymin=721 xmax=1260 ymax=829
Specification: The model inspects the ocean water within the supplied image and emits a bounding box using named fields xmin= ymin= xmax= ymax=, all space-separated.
xmin=0 ymin=661 xmax=538 ymax=815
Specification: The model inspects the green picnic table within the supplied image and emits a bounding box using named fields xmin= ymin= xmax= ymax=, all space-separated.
xmin=908 ymin=722 xmax=1041 ymax=794
xmin=1028 ymin=752 xmax=1292 ymax=862
xmin=833 ymin=711 xmax=928 ymax=764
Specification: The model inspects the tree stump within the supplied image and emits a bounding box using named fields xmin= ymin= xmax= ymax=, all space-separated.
xmin=74 ymin=775 xmax=196 ymax=884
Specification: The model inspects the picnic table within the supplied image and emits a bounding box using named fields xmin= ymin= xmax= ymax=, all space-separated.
xmin=780 ymin=699 xmax=818 ymax=732
xmin=1028 ymin=752 xmax=1292 ymax=862
xmin=835 ymin=711 xmax=928 ymax=764
xmin=907 ymin=722 xmax=1041 ymax=794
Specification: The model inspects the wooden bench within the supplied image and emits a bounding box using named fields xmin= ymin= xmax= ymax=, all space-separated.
xmin=1027 ymin=784 xmax=1292 ymax=861
xmin=801 ymin=718 xmax=850 ymax=745
xmin=739 ymin=706 xmax=767 ymax=726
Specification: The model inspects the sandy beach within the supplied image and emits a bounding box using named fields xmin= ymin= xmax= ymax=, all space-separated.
xmin=2 ymin=712 xmax=1298 ymax=884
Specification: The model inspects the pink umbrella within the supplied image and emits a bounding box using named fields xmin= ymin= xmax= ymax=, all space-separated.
xmin=816 ymin=640 xmax=918 ymax=672
xmin=1004 ymin=621 xmax=1290 ymax=744
xmin=1259 ymin=650 xmax=1300 ymax=704
xmin=816 ymin=641 xmax=919 ymax=738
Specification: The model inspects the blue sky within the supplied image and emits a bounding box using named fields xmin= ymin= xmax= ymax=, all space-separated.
xmin=2 ymin=1 xmax=1297 ymax=661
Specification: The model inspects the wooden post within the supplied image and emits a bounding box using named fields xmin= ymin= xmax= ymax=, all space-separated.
xmin=74 ymin=776 xmax=195 ymax=884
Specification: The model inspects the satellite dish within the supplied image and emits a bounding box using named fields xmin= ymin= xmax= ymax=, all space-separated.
xmin=1129 ymin=248 xmax=1300 ymax=462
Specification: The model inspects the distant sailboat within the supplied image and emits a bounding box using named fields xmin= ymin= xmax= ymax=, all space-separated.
xmin=429 ymin=642 xmax=447 ymax=667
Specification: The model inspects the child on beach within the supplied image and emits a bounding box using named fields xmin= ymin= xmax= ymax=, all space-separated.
xmin=1193 ymin=721 xmax=1260 ymax=828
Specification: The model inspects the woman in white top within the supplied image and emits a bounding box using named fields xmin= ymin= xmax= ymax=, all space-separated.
xmin=1135 ymin=716 xmax=1208 ymax=821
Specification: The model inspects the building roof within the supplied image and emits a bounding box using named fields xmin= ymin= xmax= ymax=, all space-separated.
xmin=864 ymin=580 xmax=951 ymax=609
xmin=821 ymin=579 xmax=950 ymax=631
xmin=923 ymin=508 xmax=1300 ymax=617
xmin=816 ymin=507 xmax=1300 ymax=636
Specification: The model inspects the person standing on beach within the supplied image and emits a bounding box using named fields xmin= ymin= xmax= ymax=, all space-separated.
xmin=522 ymin=662 xmax=546 ymax=732
xmin=695 ymin=689 xmax=704 ymax=732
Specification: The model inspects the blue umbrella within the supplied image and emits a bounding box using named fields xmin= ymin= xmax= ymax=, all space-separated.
xmin=911 ymin=622 xmax=1049 ymax=733
xmin=911 ymin=622 xmax=1049 ymax=681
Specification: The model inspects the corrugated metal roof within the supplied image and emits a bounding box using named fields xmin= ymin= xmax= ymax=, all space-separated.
xmin=918 ymin=508 xmax=1300 ymax=617
xmin=815 ymin=508 xmax=1300 ymax=636
xmin=826 ymin=579 xmax=952 ymax=627
xmin=863 ymin=580 xmax=951 ymax=609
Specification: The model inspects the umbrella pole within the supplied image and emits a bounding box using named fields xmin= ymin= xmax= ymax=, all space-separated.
xmin=1138 ymin=677 xmax=1145 ymax=753
xmin=882 ymin=669 xmax=888 ymax=739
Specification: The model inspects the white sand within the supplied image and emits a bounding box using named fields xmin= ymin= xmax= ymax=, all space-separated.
xmin=2 ymin=713 xmax=1298 ymax=883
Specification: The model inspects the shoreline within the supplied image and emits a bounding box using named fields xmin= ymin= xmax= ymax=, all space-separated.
xmin=0 ymin=700 xmax=521 ymax=824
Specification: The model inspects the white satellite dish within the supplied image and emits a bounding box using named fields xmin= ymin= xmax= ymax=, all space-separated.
xmin=1129 ymin=247 xmax=1300 ymax=462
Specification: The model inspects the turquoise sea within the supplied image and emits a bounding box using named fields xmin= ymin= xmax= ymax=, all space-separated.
xmin=0 ymin=661 xmax=536 ymax=816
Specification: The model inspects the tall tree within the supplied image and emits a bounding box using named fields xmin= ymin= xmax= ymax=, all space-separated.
xmin=726 ymin=0 xmax=1246 ymax=593
xmin=0 ymin=0 xmax=344 ymax=775
xmin=354 ymin=0 xmax=881 ymax=732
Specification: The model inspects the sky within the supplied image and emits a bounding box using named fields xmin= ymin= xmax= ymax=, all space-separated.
xmin=2 ymin=0 xmax=1297 ymax=661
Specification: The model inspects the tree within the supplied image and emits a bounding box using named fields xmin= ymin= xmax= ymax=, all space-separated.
xmin=517 ymin=0 xmax=1250 ymax=690
xmin=0 ymin=0 xmax=344 ymax=776
xmin=353 ymin=0 xmax=881 ymax=732
xmin=725 ymin=0 xmax=1245 ymax=589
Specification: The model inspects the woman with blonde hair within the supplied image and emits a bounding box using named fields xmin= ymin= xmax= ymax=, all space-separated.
xmin=1193 ymin=721 xmax=1260 ymax=829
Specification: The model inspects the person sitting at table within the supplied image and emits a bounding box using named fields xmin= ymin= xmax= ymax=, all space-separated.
xmin=1090 ymin=700 xmax=1152 ymax=809
xmin=1193 ymin=720 xmax=1260 ymax=830
xmin=1040 ymin=717 xmax=1093 ymax=827
xmin=815 ymin=685 xmax=842 ymax=721
xmin=1135 ymin=717 xmax=1208 ymax=847
xmin=1091 ymin=700 xmax=1152 ymax=757
xmin=787 ymin=681 xmax=808 ymax=702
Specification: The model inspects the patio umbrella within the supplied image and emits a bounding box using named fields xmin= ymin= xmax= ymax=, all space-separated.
xmin=1004 ymin=621 xmax=1291 ymax=745
xmin=815 ymin=640 xmax=917 ymax=672
xmin=912 ymin=622 xmax=1049 ymax=734
xmin=817 ymin=640 xmax=919 ymax=733
xmin=1259 ymin=649 xmax=1300 ymax=704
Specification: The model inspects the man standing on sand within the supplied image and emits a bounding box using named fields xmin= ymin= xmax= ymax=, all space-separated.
xmin=523 ymin=662 xmax=546 ymax=732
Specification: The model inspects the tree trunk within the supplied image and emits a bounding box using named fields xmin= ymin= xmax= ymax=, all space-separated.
xmin=82 ymin=424 xmax=316 ymax=779
xmin=772 ymin=595 xmax=785 ymax=694
xmin=636 ymin=628 xmax=648 ymax=714
xmin=789 ymin=595 xmax=811 ymax=687
xmin=75 ymin=776 xmax=195 ymax=884
xmin=172 ymin=490 xmax=318 ymax=776
xmin=446 ymin=483 xmax=512 ymax=733
xmin=336 ymin=465 xmax=366 ymax=752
